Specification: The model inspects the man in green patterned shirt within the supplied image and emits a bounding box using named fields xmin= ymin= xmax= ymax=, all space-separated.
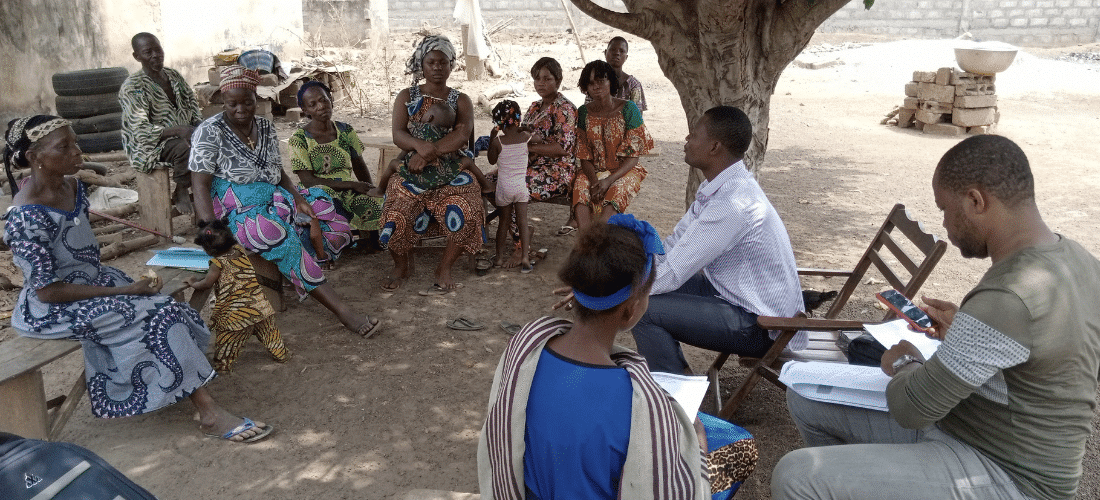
xmin=119 ymin=32 xmax=202 ymax=215
xmin=772 ymin=135 xmax=1100 ymax=500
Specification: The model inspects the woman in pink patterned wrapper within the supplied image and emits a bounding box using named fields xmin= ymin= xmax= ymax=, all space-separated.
xmin=189 ymin=65 xmax=380 ymax=338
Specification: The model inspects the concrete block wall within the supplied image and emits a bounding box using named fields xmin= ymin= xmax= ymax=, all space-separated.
xmin=965 ymin=0 xmax=1100 ymax=45
xmin=822 ymin=0 xmax=968 ymax=39
xmin=819 ymin=0 xmax=1100 ymax=46
xmin=387 ymin=0 xmax=627 ymax=30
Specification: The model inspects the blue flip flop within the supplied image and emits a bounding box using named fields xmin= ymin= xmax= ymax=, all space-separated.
xmin=204 ymin=418 xmax=274 ymax=444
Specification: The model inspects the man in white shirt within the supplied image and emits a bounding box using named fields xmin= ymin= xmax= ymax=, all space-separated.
xmin=631 ymin=106 xmax=805 ymax=374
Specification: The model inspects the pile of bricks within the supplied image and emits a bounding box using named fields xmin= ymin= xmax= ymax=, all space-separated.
xmin=896 ymin=67 xmax=999 ymax=136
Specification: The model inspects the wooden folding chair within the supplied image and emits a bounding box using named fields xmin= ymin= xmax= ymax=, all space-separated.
xmin=707 ymin=203 xmax=948 ymax=420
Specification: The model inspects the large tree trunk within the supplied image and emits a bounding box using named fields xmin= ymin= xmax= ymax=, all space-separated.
xmin=571 ymin=0 xmax=851 ymax=208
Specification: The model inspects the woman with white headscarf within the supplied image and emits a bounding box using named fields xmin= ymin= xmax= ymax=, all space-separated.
xmin=379 ymin=35 xmax=485 ymax=293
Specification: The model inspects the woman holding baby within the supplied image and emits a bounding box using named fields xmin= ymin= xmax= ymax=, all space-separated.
xmin=379 ymin=35 xmax=485 ymax=293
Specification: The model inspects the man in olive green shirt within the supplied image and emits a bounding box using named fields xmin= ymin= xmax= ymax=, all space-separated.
xmin=772 ymin=135 xmax=1100 ymax=500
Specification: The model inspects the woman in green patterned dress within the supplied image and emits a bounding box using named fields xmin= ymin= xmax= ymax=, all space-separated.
xmin=290 ymin=81 xmax=383 ymax=243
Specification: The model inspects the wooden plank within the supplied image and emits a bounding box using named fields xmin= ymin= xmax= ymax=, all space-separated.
xmin=48 ymin=369 xmax=87 ymax=442
xmin=136 ymin=167 xmax=172 ymax=241
xmin=359 ymin=136 xmax=400 ymax=153
xmin=0 ymin=370 xmax=49 ymax=439
xmin=797 ymin=267 xmax=853 ymax=278
xmin=0 ymin=337 xmax=81 ymax=383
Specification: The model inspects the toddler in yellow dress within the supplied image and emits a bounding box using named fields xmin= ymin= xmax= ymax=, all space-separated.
xmin=185 ymin=219 xmax=289 ymax=372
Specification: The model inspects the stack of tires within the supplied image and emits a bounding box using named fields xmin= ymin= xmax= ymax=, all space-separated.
xmin=52 ymin=67 xmax=129 ymax=154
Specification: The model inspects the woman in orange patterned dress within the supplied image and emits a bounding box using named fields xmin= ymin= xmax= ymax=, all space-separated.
xmin=572 ymin=60 xmax=654 ymax=228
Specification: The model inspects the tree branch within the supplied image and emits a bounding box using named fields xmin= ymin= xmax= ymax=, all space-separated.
xmin=766 ymin=0 xmax=850 ymax=74
xmin=569 ymin=0 xmax=653 ymax=39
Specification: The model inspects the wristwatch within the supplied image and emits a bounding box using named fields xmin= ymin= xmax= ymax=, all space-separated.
xmin=891 ymin=354 xmax=923 ymax=372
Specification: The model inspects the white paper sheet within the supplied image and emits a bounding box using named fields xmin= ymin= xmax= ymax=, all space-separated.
xmin=651 ymin=372 xmax=710 ymax=419
xmin=864 ymin=319 xmax=941 ymax=360
xmin=778 ymin=361 xmax=892 ymax=411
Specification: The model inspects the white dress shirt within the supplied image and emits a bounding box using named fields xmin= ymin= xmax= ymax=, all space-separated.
xmin=652 ymin=160 xmax=807 ymax=350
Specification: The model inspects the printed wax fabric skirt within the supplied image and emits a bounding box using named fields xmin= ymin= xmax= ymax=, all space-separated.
xmin=378 ymin=171 xmax=485 ymax=255
xmin=210 ymin=177 xmax=352 ymax=297
xmin=23 ymin=267 xmax=214 ymax=419
xmin=701 ymin=412 xmax=758 ymax=499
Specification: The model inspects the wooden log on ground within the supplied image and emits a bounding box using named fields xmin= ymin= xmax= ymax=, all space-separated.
xmin=87 ymin=203 xmax=138 ymax=222
xmin=92 ymin=223 xmax=127 ymax=236
xmin=96 ymin=232 xmax=124 ymax=247
xmin=74 ymin=170 xmax=122 ymax=188
xmin=84 ymin=152 xmax=129 ymax=163
xmin=99 ymin=235 xmax=158 ymax=261
xmin=110 ymin=171 xmax=137 ymax=184
xmin=81 ymin=162 xmax=109 ymax=175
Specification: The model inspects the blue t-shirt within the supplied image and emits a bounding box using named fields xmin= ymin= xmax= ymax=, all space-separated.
xmin=522 ymin=347 xmax=633 ymax=500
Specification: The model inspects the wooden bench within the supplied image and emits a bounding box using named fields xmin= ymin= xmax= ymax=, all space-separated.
xmin=359 ymin=136 xmax=402 ymax=179
xmin=0 ymin=336 xmax=86 ymax=441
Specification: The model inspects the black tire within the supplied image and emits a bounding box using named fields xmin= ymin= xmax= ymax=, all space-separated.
xmin=77 ymin=131 xmax=123 ymax=154
xmin=70 ymin=112 xmax=122 ymax=134
xmin=56 ymin=93 xmax=122 ymax=119
xmin=52 ymin=67 xmax=129 ymax=97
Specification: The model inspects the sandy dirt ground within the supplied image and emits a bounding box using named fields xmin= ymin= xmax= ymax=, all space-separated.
xmin=2 ymin=30 xmax=1099 ymax=499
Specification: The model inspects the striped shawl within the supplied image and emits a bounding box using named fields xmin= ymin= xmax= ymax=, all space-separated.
xmin=477 ymin=316 xmax=707 ymax=500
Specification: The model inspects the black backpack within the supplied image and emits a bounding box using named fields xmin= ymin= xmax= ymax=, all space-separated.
xmin=0 ymin=432 xmax=158 ymax=499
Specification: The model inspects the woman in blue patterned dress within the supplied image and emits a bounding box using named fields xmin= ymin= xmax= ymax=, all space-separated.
xmin=2 ymin=115 xmax=271 ymax=442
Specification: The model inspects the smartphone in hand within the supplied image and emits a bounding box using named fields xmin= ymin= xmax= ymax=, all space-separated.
xmin=876 ymin=289 xmax=935 ymax=334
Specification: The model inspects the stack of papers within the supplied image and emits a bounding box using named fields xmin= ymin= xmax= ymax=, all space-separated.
xmin=145 ymin=247 xmax=210 ymax=270
xmin=651 ymin=372 xmax=710 ymax=418
xmin=779 ymin=362 xmax=892 ymax=411
xmin=864 ymin=319 xmax=941 ymax=359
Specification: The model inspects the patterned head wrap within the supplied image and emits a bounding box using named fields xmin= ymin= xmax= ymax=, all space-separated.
xmin=296 ymin=80 xmax=332 ymax=109
xmin=219 ymin=65 xmax=260 ymax=93
xmin=4 ymin=115 xmax=71 ymax=195
xmin=572 ymin=214 xmax=665 ymax=311
xmin=491 ymin=100 xmax=522 ymax=130
xmin=405 ymin=35 xmax=456 ymax=85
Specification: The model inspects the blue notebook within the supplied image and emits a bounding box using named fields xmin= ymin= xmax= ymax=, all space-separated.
xmin=146 ymin=247 xmax=211 ymax=270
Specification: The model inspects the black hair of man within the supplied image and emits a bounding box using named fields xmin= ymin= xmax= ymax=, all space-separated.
xmin=702 ymin=106 xmax=752 ymax=159
xmin=607 ymin=36 xmax=628 ymax=50
xmin=577 ymin=60 xmax=620 ymax=96
xmin=530 ymin=57 xmax=563 ymax=86
xmin=131 ymin=32 xmax=158 ymax=52
xmin=936 ymin=135 xmax=1034 ymax=207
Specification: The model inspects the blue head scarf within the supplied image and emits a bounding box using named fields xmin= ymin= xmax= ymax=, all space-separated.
xmin=572 ymin=214 xmax=665 ymax=311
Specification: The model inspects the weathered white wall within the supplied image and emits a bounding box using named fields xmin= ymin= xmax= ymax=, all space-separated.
xmin=0 ymin=0 xmax=304 ymax=122
xmin=160 ymin=0 xmax=305 ymax=82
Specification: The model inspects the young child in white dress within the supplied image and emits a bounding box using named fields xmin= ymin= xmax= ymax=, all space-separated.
xmin=488 ymin=100 xmax=534 ymax=272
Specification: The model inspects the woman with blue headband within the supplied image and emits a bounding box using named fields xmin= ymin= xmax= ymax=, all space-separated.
xmin=477 ymin=214 xmax=757 ymax=500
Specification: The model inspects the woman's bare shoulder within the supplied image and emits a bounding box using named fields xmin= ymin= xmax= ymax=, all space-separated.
xmin=611 ymin=98 xmax=628 ymax=113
